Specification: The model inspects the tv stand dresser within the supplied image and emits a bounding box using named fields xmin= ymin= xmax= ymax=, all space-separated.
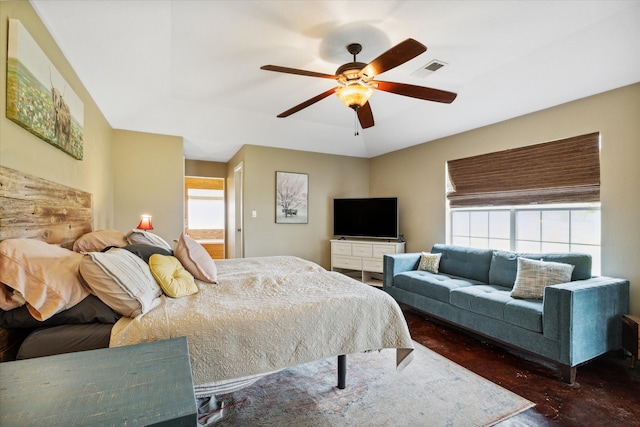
xmin=331 ymin=239 xmax=405 ymax=287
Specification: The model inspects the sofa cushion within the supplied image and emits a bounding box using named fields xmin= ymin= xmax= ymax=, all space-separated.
xmin=394 ymin=271 xmax=481 ymax=303
xmin=488 ymin=251 xmax=520 ymax=288
xmin=450 ymin=285 xmax=543 ymax=332
xmin=489 ymin=250 xmax=592 ymax=288
xmin=431 ymin=244 xmax=493 ymax=283
xmin=503 ymin=298 xmax=544 ymax=332
xmin=537 ymin=253 xmax=590 ymax=281
xmin=450 ymin=285 xmax=512 ymax=318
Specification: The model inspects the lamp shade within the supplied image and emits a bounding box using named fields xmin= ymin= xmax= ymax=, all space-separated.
xmin=137 ymin=215 xmax=154 ymax=231
xmin=336 ymin=84 xmax=373 ymax=109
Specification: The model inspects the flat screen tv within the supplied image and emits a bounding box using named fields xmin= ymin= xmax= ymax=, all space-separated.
xmin=333 ymin=197 xmax=399 ymax=240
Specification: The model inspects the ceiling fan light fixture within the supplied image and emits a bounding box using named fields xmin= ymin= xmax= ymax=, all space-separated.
xmin=336 ymin=84 xmax=373 ymax=110
xmin=261 ymin=38 xmax=456 ymax=125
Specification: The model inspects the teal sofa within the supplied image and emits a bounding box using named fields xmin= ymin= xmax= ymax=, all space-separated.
xmin=383 ymin=244 xmax=630 ymax=383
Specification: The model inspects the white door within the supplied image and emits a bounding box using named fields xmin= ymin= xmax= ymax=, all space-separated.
xmin=234 ymin=162 xmax=244 ymax=258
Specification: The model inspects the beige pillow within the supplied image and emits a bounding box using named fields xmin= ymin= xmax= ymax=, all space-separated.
xmin=72 ymin=229 xmax=128 ymax=253
xmin=0 ymin=238 xmax=89 ymax=321
xmin=418 ymin=252 xmax=442 ymax=273
xmin=125 ymin=230 xmax=172 ymax=251
xmin=149 ymin=254 xmax=198 ymax=298
xmin=174 ymin=233 xmax=218 ymax=283
xmin=79 ymin=248 xmax=162 ymax=317
xmin=510 ymin=257 xmax=575 ymax=300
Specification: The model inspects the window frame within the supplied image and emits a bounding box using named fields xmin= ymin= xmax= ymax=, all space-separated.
xmin=449 ymin=203 xmax=601 ymax=275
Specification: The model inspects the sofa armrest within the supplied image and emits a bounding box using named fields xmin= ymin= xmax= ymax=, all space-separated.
xmin=543 ymin=276 xmax=630 ymax=365
xmin=383 ymin=253 xmax=421 ymax=290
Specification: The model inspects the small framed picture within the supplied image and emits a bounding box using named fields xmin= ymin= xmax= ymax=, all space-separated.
xmin=275 ymin=171 xmax=308 ymax=224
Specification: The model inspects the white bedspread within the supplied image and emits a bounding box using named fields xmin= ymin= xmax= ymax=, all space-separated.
xmin=110 ymin=256 xmax=414 ymax=389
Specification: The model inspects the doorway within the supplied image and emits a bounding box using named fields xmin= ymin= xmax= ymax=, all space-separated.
xmin=184 ymin=176 xmax=225 ymax=259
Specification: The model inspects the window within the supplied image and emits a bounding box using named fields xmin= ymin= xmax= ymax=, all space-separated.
xmin=187 ymin=188 xmax=224 ymax=232
xmin=450 ymin=205 xmax=601 ymax=275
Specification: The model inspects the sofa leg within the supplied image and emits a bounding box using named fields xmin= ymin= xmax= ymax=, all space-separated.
xmin=560 ymin=364 xmax=576 ymax=384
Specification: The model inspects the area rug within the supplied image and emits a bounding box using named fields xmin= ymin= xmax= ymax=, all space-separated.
xmin=206 ymin=341 xmax=534 ymax=426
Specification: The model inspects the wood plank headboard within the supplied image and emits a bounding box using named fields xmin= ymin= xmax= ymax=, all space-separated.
xmin=0 ymin=165 xmax=92 ymax=249
xmin=0 ymin=166 xmax=94 ymax=361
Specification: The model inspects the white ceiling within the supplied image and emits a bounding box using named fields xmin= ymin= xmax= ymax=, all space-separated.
xmin=31 ymin=0 xmax=640 ymax=162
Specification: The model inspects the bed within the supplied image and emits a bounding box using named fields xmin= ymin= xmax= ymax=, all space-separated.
xmin=0 ymin=165 xmax=414 ymax=398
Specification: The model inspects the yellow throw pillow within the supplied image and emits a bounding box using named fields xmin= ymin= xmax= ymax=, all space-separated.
xmin=148 ymin=254 xmax=198 ymax=298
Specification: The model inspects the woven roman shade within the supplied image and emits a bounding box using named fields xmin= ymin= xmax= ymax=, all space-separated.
xmin=446 ymin=132 xmax=600 ymax=208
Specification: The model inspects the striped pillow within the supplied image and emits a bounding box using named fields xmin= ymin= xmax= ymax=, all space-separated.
xmin=126 ymin=230 xmax=173 ymax=251
xmin=79 ymin=248 xmax=162 ymax=317
xmin=510 ymin=257 xmax=574 ymax=300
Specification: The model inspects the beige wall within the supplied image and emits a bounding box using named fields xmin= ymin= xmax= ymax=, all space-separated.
xmin=0 ymin=1 xmax=114 ymax=229
xmin=234 ymin=145 xmax=369 ymax=269
xmin=111 ymin=130 xmax=184 ymax=245
xmin=371 ymin=83 xmax=640 ymax=315
xmin=185 ymin=159 xmax=227 ymax=178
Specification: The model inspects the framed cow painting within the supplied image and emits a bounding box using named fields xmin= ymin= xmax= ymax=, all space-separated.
xmin=6 ymin=19 xmax=84 ymax=160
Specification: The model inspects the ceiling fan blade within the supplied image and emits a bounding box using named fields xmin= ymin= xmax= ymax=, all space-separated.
xmin=374 ymin=81 xmax=457 ymax=103
xmin=261 ymin=65 xmax=336 ymax=79
xmin=357 ymin=102 xmax=374 ymax=129
xmin=276 ymin=87 xmax=338 ymax=118
xmin=360 ymin=38 xmax=427 ymax=78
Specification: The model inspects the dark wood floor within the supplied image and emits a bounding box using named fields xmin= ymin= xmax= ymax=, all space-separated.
xmin=403 ymin=308 xmax=640 ymax=426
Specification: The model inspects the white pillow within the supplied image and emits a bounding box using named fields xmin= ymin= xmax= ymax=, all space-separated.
xmin=510 ymin=257 xmax=575 ymax=300
xmin=125 ymin=230 xmax=172 ymax=251
xmin=79 ymin=248 xmax=162 ymax=317
xmin=418 ymin=252 xmax=442 ymax=273
xmin=173 ymin=233 xmax=218 ymax=283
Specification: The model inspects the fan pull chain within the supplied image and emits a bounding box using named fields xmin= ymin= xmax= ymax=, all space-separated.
xmin=354 ymin=109 xmax=359 ymax=136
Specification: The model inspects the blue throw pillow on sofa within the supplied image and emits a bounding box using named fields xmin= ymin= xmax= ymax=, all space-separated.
xmin=431 ymin=244 xmax=493 ymax=283
xmin=489 ymin=251 xmax=520 ymax=288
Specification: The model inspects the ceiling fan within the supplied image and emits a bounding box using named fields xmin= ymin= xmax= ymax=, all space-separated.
xmin=260 ymin=38 xmax=457 ymax=130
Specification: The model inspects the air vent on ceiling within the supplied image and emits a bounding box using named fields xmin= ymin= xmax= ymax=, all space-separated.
xmin=411 ymin=60 xmax=447 ymax=78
